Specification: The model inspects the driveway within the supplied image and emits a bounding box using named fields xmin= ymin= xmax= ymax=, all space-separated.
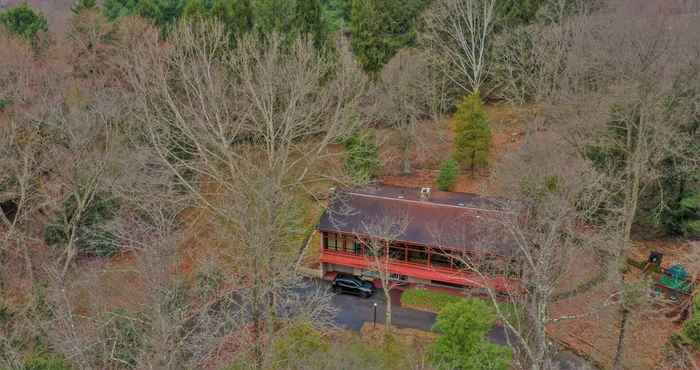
xmin=321 ymin=282 xmax=595 ymax=370
xmin=331 ymin=289 xmax=436 ymax=331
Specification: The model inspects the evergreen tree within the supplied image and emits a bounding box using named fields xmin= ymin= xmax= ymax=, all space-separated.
xmin=437 ymin=158 xmax=459 ymax=191
xmin=253 ymin=0 xmax=297 ymax=42
xmin=430 ymin=300 xmax=511 ymax=370
xmin=495 ymin=0 xmax=545 ymax=28
xmin=0 ymin=4 xmax=48 ymax=43
xmin=349 ymin=0 xmax=427 ymax=74
xmin=453 ymin=93 xmax=491 ymax=171
xmin=103 ymin=0 xmax=140 ymax=20
xmin=71 ymin=0 xmax=98 ymax=14
xmin=295 ymin=0 xmax=327 ymax=49
xmin=344 ymin=132 xmax=380 ymax=183
xmin=181 ymin=0 xmax=211 ymax=20
xmin=321 ymin=0 xmax=351 ymax=32
xmin=137 ymin=0 xmax=187 ymax=28
xmin=215 ymin=0 xmax=254 ymax=38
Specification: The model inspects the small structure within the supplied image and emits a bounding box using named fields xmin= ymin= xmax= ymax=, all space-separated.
xmin=316 ymin=185 xmax=520 ymax=291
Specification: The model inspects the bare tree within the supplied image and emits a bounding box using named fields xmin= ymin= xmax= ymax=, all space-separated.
xmin=544 ymin=7 xmax=700 ymax=368
xmin=491 ymin=0 xmax=597 ymax=103
xmin=357 ymin=214 xmax=410 ymax=332
xmin=372 ymin=48 xmax=434 ymax=175
xmin=117 ymin=20 xmax=366 ymax=367
xmin=421 ymin=0 xmax=497 ymax=94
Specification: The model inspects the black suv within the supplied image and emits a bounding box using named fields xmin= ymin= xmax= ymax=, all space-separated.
xmin=332 ymin=273 xmax=376 ymax=298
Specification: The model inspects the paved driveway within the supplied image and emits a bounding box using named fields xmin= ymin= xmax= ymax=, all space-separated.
xmin=331 ymin=290 xmax=436 ymax=331
xmin=323 ymin=283 xmax=594 ymax=369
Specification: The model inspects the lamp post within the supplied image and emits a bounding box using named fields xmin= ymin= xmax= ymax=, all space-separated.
xmin=373 ymin=302 xmax=378 ymax=328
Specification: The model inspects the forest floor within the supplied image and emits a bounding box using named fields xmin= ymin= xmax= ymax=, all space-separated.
xmin=549 ymin=240 xmax=700 ymax=370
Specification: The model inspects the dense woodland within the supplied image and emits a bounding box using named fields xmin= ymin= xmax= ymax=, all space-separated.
xmin=1 ymin=0 xmax=699 ymax=369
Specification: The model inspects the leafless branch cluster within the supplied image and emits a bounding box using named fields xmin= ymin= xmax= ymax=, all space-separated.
xmin=421 ymin=0 xmax=497 ymax=94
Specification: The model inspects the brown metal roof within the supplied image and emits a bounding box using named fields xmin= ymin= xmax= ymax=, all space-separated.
xmin=317 ymin=185 xmax=519 ymax=257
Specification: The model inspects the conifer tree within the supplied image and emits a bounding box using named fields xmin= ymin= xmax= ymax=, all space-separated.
xmin=453 ymin=92 xmax=491 ymax=172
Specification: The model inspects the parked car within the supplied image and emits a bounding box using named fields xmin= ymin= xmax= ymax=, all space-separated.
xmin=332 ymin=273 xmax=376 ymax=298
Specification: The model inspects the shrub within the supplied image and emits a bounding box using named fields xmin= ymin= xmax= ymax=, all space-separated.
xmin=344 ymin=132 xmax=380 ymax=184
xmin=453 ymin=93 xmax=491 ymax=171
xmin=270 ymin=322 xmax=329 ymax=369
xmin=683 ymin=315 xmax=700 ymax=346
xmin=430 ymin=299 xmax=511 ymax=370
xmin=44 ymin=192 xmax=120 ymax=257
xmin=0 ymin=4 xmax=48 ymax=43
xmin=71 ymin=0 xmax=97 ymax=14
xmin=23 ymin=353 xmax=72 ymax=370
xmin=436 ymin=158 xmax=459 ymax=191
xmin=102 ymin=309 xmax=142 ymax=368
xmin=0 ymin=301 xmax=12 ymax=325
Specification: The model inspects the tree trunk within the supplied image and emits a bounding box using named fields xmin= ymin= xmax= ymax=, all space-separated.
xmin=22 ymin=235 xmax=34 ymax=288
xmin=384 ymin=286 xmax=392 ymax=332
xmin=613 ymin=123 xmax=644 ymax=370
xmin=401 ymin=156 xmax=411 ymax=175
xmin=613 ymin=308 xmax=630 ymax=370
xmin=401 ymin=134 xmax=412 ymax=175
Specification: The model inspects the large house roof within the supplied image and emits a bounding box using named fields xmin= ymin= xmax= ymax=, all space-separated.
xmin=317 ymin=185 xmax=519 ymax=257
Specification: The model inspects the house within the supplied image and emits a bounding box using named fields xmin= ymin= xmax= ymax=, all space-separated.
xmin=316 ymin=185 xmax=521 ymax=291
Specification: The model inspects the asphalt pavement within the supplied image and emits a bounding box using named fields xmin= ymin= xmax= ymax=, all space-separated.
xmin=321 ymin=281 xmax=594 ymax=369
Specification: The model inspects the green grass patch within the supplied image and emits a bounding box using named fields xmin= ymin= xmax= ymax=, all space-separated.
xmin=401 ymin=288 xmax=465 ymax=313
xmin=402 ymin=288 xmax=522 ymax=325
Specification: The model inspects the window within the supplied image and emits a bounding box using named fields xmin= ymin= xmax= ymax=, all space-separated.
xmin=407 ymin=246 xmax=428 ymax=265
xmin=352 ymin=239 xmax=363 ymax=255
xmin=453 ymin=257 xmax=466 ymax=270
xmin=431 ymin=252 xmax=451 ymax=269
xmin=338 ymin=234 xmax=347 ymax=252
xmin=324 ymin=233 xmax=339 ymax=251
xmin=389 ymin=246 xmax=406 ymax=261
xmin=366 ymin=242 xmax=385 ymax=257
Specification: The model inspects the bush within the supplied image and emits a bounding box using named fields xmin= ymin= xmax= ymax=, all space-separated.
xmin=344 ymin=132 xmax=380 ymax=184
xmin=23 ymin=353 xmax=72 ymax=370
xmin=436 ymin=158 xmax=459 ymax=191
xmin=683 ymin=315 xmax=700 ymax=346
xmin=0 ymin=4 xmax=48 ymax=43
xmin=44 ymin=192 xmax=120 ymax=257
xmin=103 ymin=309 xmax=143 ymax=368
xmin=453 ymin=93 xmax=491 ymax=171
xmin=269 ymin=322 xmax=329 ymax=369
xmin=430 ymin=300 xmax=511 ymax=370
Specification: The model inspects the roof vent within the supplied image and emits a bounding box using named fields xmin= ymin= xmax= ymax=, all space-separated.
xmin=420 ymin=187 xmax=431 ymax=200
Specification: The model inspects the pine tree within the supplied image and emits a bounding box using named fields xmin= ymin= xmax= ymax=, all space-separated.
xmin=349 ymin=0 xmax=427 ymax=74
xmin=437 ymin=158 xmax=459 ymax=191
xmin=295 ymin=0 xmax=327 ymax=49
xmin=453 ymin=92 xmax=491 ymax=172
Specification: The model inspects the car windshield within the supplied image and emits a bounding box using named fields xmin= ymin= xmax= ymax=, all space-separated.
xmin=361 ymin=281 xmax=373 ymax=289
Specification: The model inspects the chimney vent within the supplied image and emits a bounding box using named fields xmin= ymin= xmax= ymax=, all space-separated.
xmin=420 ymin=187 xmax=431 ymax=200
